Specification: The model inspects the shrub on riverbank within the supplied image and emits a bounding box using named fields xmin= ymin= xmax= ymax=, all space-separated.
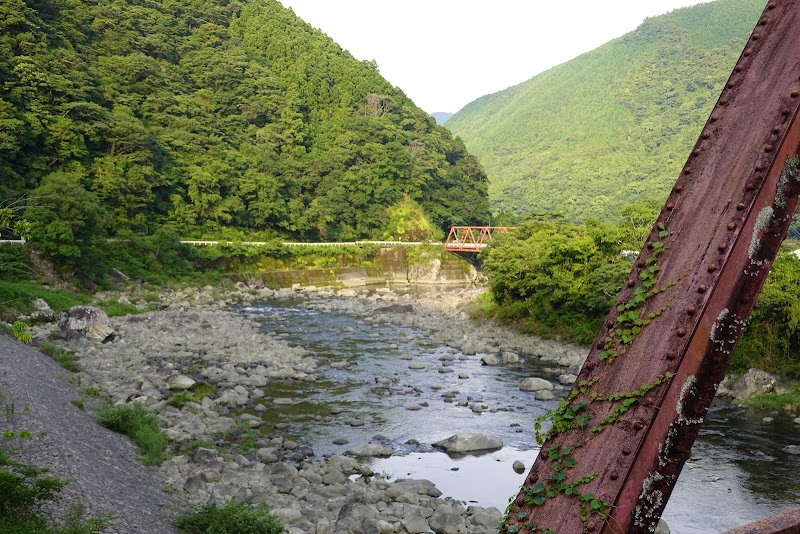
xmin=481 ymin=212 xmax=800 ymax=381
xmin=0 ymin=447 xmax=111 ymax=533
xmin=96 ymin=404 xmax=170 ymax=465
xmin=175 ymin=501 xmax=284 ymax=534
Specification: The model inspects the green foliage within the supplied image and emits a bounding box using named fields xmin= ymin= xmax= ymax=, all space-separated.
xmin=448 ymin=0 xmax=765 ymax=222
xmin=2 ymin=0 xmax=488 ymax=257
xmin=383 ymin=197 xmax=441 ymax=242
xmin=730 ymin=252 xmax=800 ymax=379
xmin=166 ymin=391 xmax=199 ymax=409
xmin=742 ymin=385 xmax=800 ymax=412
xmin=0 ymin=451 xmax=110 ymax=533
xmin=481 ymin=210 xmax=644 ymax=344
xmin=96 ymin=403 xmax=170 ymax=465
xmin=38 ymin=343 xmax=80 ymax=373
xmin=175 ymin=501 xmax=284 ymax=534
xmin=0 ymin=280 xmax=90 ymax=322
xmin=12 ymin=321 xmax=32 ymax=344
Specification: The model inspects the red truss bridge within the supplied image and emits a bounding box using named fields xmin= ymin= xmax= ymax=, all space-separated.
xmin=443 ymin=226 xmax=515 ymax=252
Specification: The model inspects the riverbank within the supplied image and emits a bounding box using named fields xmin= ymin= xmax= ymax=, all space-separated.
xmin=18 ymin=283 xmax=588 ymax=533
xmin=11 ymin=282 xmax=800 ymax=533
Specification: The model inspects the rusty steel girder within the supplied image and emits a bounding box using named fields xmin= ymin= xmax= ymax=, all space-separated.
xmin=503 ymin=2 xmax=800 ymax=533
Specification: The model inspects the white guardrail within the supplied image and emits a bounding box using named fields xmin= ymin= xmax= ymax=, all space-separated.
xmin=0 ymin=238 xmax=25 ymax=245
xmin=180 ymin=240 xmax=441 ymax=247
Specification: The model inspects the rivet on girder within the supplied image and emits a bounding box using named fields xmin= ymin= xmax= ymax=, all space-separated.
xmin=759 ymin=18 xmax=769 ymax=26
xmin=587 ymin=521 xmax=597 ymax=531
xmin=718 ymin=243 xmax=728 ymax=252
xmin=735 ymin=65 xmax=744 ymax=73
xmin=726 ymin=82 xmax=735 ymax=90
xmin=767 ymin=3 xmax=776 ymax=9
xmin=772 ymin=127 xmax=782 ymax=135
xmin=751 ymin=33 xmax=761 ymax=41
xmin=665 ymin=203 xmax=675 ymax=211
xmin=634 ymin=420 xmax=644 ymax=431
xmin=676 ymin=328 xmax=687 ymax=338
xmin=610 ymin=471 xmax=620 ymax=480
xmin=737 ymin=203 xmax=747 ymax=210
xmin=710 ymin=114 xmax=720 ymax=123
xmin=622 ymin=446 xmax=632 ymax=456
xmin=707 ymin=264 xmax=717 ymax=273
xmin=755 ymin=163 xmax=765 ymax=171
xmin=727 ymin=222 xmax=737 ymax=230
xmin=743 ymin=48 xmax=753 ymax=57
xmin=746 ymin=183 xmax=755 ymax=191
xmin=627 ymin=279 xmax=636 ymax=287
xmin=791 ymin=91 xmax=800 ymax=98
xmin=637 ymin=261 xmax=646 ymax=268
xmin=597 ymin=341 xmax=605 ymax=349
xmin=765 ymin=145 xmax=775 ymax=153
xmin=675 ymin=185 xmax=684 ymax=193
xmin=701 ymin=131 xmax=712 ymax=139
xmin=687 ymin=306 xmax=697 ymax=316
xmin=698 ymin=285 xmax=708 ymax=294
xmin=719 ymin=99 xmax=729 ymax=107
xmin=666 ymin=351 xmax=676 ymax=361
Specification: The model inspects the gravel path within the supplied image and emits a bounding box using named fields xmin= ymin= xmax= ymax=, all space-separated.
xmin=0 ymin=334 xmax=179 ymax=534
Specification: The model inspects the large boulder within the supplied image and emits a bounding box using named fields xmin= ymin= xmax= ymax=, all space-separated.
xmin=520 ymin=377 xmax=554 ymax=392
xmin=58 ymin=306 xmax=114 ymax=342
xmin=433 ymin=433 xmax=502 ymax=453
xmin=346 ymin=443 xmax=394 ymax=457
xmin=730 ymin=369 xmax=778 ymax=400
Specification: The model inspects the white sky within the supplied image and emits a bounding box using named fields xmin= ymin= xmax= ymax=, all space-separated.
xmin=278 ymin=0 xmax=716 ymax=113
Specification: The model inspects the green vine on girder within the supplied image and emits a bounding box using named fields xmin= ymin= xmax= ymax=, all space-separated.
xmin=501 ymin=224 xmax=676 ymax=534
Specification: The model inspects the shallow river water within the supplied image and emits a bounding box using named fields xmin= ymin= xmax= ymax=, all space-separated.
xmin=240 ymin=297 xmax=800 ymax=533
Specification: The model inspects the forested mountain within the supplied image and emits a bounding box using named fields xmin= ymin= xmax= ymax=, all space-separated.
xmin=0 ymin=0 xmax=488 ymax=244
xmin=446 ymin=0 xmax=765 ymax=222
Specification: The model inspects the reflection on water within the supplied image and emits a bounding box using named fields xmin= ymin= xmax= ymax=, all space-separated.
xmin=241 ymin=299 xmax=800 ymax=532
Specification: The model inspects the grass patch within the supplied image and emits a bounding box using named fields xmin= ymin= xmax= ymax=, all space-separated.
xmin=38 ymin=343 xmax=80 ymax=373
xmin=175 ymin=501 xmax=284 ymax=534
xmin=0 ymin=450 xmax=111 ymax=533
xmin=0 ymin=280 xmax=89 ymax=321
xmin=96 ymin=404 xmax=170 ymax=465
xmin=82 ymin=387 xmax=100 ymax=398
xmin=743 ymin=385 xmax=800 ymax=412
xmin=166 ymin=391 xmax=197 ymax=409
xmin=93 ymin=299 xmax=143 ymax=318
xmin=70 ymin=400 xmax=85 ymax=410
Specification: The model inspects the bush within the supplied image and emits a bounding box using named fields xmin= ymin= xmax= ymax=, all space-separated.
xmin=38 ymin=343 xmax=80 ymax=373
xmin=175 ymin=501 xmax=284 ymax=534
xmin=0 ymin=451 xmax=110 ymax=533
xmin=96 ymin=404 xmax=170 ymax=465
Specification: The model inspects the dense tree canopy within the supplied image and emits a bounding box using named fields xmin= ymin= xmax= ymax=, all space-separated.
xmin=1 ymin=0 xmax=489 ymax=258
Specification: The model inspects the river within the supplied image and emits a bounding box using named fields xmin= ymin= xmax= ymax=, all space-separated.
xmin=239 ymin=294 xmax=800 ymax=533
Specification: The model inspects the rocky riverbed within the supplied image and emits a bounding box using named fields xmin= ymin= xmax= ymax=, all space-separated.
xmin=21 ymin=282 xmax=800 ymax=533
xmin=24 ymin=283 xmax=588 ymax=534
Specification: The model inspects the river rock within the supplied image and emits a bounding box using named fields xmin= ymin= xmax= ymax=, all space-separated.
xmin=429 ymin=506 xmax=466 ymax=534
xmin=520 ymin=377 xmax=554 ymax=392
xmin=408 ymin=361 xmax=425 ymax=370
xmin=26 ymin=298 xmax=55 ymax=323
xmin=558 ymin=373 xmax=578 ymax=385
xmin=730 ymin=369 xmax=778 ymax=399
xmin=501 ymin=351 xmax=520 ymax=364
xmin=794 ymin=417 xmax=800 ymax=425
xmin=346 ymin=443 xmax=393 ymax=457
xmin=58 ymin=306 xmax=115 ymax=342
xmin=166 ymin=374 xmax=196 ymax=390
xmin=535 ymin=390 xmax=555 ymax=401
xmin=480 ymin=354 xmax=499 ymax=366
xmin=513 ymin=460 xmax=525 ymax=474
xmin=784 ymin=445 xmax=800 ymax=455
xmin=433 ymin=433 xmax=502 ymax=453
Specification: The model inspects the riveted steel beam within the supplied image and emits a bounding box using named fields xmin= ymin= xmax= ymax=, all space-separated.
xmin=503 ymin=2 xmax=800 ymax=533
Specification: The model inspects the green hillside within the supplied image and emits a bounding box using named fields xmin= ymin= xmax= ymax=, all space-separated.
xmin=0 ymin=0 xmax=488 ymax=246
xmin=447 ymin=0 xmax=765 ymax=222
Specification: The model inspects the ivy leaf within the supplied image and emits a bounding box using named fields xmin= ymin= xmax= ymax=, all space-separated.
xmin=576 ymin=415 xmax=590 ymax=428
